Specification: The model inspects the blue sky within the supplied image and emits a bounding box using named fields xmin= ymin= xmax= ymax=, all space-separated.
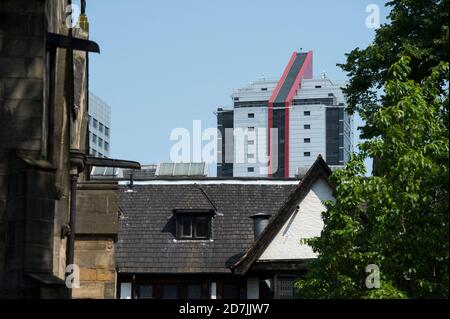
xmin=85 ymin=0 xmax=389 ymax=175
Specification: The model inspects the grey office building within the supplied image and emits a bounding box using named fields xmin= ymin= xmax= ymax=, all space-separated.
xmin=216 ymin=51 xmax=353 ymax=178
xmin=88 ymin=91 xmax=111 ymax=158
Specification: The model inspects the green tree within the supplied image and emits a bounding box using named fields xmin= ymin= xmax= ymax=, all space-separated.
xmin=339 ymin=0 xmax=449 ymax=138
xmin=295 ymin=56 xmax=449 ymax=298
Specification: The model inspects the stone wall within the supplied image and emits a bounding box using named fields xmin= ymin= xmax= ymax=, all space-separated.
xmin=73 ymin=238 xmax=116 ymax=299
xmin=73 ymin=181 xmax=119 ymax=299
xmin=0 ymin=0 xmax=122 ymax=298
xmin=0 ymin=0 xmax=70 ymax=298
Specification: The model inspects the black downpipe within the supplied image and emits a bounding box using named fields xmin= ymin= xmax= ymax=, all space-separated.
xmin=65 ymin=0 xmax=77 ymax=299
xmin=66 ymin=174 xmax=78 ymax=297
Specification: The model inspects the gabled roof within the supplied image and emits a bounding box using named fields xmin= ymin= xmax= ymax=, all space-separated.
xmin=232 ymin=155 xmax=333 ymax=275
xmin=116 ymin=181 xmax=297 ymax=274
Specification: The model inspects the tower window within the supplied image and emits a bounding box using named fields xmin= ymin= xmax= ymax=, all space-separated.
xmin=304 ymin=124 xmax=311 ymax=129
xmin=304 ymin=111 xmax=311 ymax=116
xmin=304 ymin=152 xmax=311 ymax=157
xmin=248 ymin=113 xmax=255 ymax=118
xmin=304 ymin=138 xmax=311 ymax=143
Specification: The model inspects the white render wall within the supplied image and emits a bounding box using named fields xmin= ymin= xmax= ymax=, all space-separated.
xmin=289 ymin=104 xmax=326 ymax=177
xmin=259 ymin=177 xmax=334 ymax=260
xmin=233 ymin=106 xmax=269 ymax=177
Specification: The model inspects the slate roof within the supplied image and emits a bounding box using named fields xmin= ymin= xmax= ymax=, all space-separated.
xmin=116 ymin=182 xmax=297 ymax=274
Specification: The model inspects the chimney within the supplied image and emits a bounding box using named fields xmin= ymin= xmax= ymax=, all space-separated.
xmin=250 ymin=212 xmax=271 ymax=240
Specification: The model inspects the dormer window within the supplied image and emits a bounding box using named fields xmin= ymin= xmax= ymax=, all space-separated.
xmin=174 ymin=209 xmax=214 ymax=240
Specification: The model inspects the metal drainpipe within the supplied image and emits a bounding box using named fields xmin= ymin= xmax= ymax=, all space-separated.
xmin=66 ymin=172 xmax=78 ymax=298
xmin=65 ymin=0 xmax=76 ymax=299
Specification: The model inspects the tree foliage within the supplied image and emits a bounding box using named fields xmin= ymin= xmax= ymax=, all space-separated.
xmin=338 ymin=0 xmax=449 ymax=138
xmin=295 ymin=56 xmax=449 ymax=298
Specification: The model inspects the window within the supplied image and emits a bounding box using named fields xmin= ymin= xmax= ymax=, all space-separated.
xmin=176 ymin=214 xmax=211 ymax=240
xmin=139 ymin=285 xmax=154 ymax=299
xmin=304 ymin=111 xmax=311 ymax=116
xmin=304 ymin=124 xmax=311 ymax=129
xmin=180 ymin=216 xmax=191 ymax=237
xmin=98 ymin=138 xmax=103 ymax=148
xmin=304 ymin=152 xmax=311 ymax=157
xmin=248 ymin=126 xmax=255 ymax=131
xmin=278 ymin=277 xmax=295 ymax=299
xmin=304 ymin=138 xmax=311 ymax=143
xmin=105 ymin=126 xmax=110 ymax=137
xmin=315 ymin=85 xmax=322 ymax=88
xmin=261 ymin=87 xmax=268 ymax=91
xmin=99 ymin=122 xmax=104 ymax=133
xmin=162 ymin=284 xmax=178 ymax=299
xmin=247 ymin=167 xmax=254 ymax=173
xmin=120 ymin=283 xmax=132 ymax=299
xmin=92 ymin=134 xmax=97 ymax=144
xmin=105 ymin=142 xmax=109 ymax=152
xmin=223 ymin=283 xmax=241 ymax=299
xmin=187 ymin=284 xmax=202 ymax=299
xmin=247 ymin=153 xmax=254 ymax=159
xmin=248 ymin=113 xmax=255 ymax=118
xmin=88 ymin=115 xmax=92 ymax=125
xmin=93 ymin=118 xmax=98 ymax=129
xmin=248 ymin=140 xmax=255 ymax=145
xmin=195 ymin=217 xmax=209 ymax=238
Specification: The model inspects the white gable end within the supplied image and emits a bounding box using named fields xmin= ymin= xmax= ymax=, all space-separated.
xmin=258 ymin=177 xmax=334 ymax=261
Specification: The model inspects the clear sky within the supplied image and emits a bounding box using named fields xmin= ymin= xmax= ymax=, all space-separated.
xmin=85 ymin=0 xmax=389 ymax=175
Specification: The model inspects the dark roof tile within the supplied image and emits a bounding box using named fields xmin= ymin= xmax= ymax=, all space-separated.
xmin=116 ymin=182 xmax=296 ymax=273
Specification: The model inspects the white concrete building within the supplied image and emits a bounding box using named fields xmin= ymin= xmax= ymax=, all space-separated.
xmin=217 ymin=51 xmax=353 ymax=178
